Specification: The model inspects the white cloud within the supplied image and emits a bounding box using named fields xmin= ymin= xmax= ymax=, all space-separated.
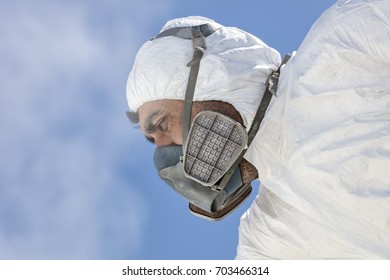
xmin=0 ymin=0 xmax=174 ymax=259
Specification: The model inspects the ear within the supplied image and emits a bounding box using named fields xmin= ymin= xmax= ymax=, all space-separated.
xmin=126 ymin=110 xmax=139 ymax=123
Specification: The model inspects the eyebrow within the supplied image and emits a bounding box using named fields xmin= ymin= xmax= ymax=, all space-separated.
xmin=142 ymin=110 xmax=163 ymax=144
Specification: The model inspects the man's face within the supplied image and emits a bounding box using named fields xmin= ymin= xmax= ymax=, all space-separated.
xmin=137 ymin=99 xmax=259 ymax=183
xmin=137 ymin=99 xmax=242 ymax=148
xmin=138 ymin=99 xmax=185 ymax=147
xmin=137 ymin=98 xmax=258 ymax=218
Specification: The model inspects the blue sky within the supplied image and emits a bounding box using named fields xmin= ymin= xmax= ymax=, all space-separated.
xmin=0 ymin=0 xmax=335 ymax=259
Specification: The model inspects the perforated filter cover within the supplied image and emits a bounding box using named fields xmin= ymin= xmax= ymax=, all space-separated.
xmin=183 ymin=111 xmax=248 ymax=186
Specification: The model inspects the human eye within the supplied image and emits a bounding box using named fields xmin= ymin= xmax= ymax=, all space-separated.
xmin=142 ymin=116 xmax=166 ymax=144
xmin=145 ymin=135 xmax=155 ymax=144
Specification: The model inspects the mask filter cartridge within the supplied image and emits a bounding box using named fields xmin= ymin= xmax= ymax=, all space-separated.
xmin=183 ymin=111 xmax=248 ymax=188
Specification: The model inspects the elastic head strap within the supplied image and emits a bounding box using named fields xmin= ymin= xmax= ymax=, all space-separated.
xmin=154 ymin=23 xmax=220 ymax=40
xmin=215 ymin=54 xmax=291 ymax=191
xmin=152 ymin=23 xmax=221 ymax=142
xmin=182 ymin=26 xmax=206 ymax=142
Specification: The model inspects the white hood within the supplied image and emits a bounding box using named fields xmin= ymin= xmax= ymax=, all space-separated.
xmin=126 ymin=16 xmax=280 ymax=128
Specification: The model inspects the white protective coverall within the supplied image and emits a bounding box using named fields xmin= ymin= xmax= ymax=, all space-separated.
xmin=127 ymin=0 xmax=390 ymax=259
xmin=238 ymin=0 xmax=390 ymax=259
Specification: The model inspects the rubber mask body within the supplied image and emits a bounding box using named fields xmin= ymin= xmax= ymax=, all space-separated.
xmin=154 ymin=145 xmax=245 ymax=215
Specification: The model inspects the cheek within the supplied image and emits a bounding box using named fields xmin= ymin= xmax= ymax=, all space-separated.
xmin=170 ymin=120 xmax=183 ymax=145
xmin=167 ymin=104 xmax=184 ymax=145
xmin=173 ymin=126 xmax=183 ymax=144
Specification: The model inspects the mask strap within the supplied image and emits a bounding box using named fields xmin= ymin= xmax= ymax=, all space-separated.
xmin=214 ymin=54 xmax=291 ymax=191
xmin=153 ymin=24 xmax=221 ymax=40
xmin=151 ymin=23 xmax=221 ymax=142
xmin=247 ymin=54 xmax=291 ymax=145
xmin=181 ymin=26 xmax=206 ymax=142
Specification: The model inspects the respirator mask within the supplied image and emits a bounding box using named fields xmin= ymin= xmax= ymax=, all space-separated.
xmin=137 ymin=23 xmax=289 ymax=221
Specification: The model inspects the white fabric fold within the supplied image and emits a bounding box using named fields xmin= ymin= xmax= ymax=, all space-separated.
xmin=238 ymin=0 xmax=390 ymax=259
